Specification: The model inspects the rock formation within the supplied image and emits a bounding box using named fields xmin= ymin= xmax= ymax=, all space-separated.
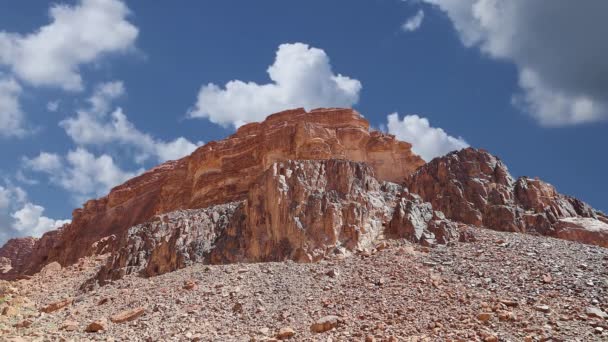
xmin=2 ymin=108 xmax=424 ymax=279
xmin=89 ymin=159 xmax=464 ymax=287
xmin=0 ymin=237 xmax=36 ymax=276
xmin=1 ymin=108 xmax=606 ymax=283
xmin=407 ymin=148 xmax=607 ymax=246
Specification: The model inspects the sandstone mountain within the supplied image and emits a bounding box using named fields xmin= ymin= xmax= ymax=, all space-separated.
xmin=0 ymin=108 xmax=606 ymax=284
xmin=1 ymin=108 xmax=608 ymax=341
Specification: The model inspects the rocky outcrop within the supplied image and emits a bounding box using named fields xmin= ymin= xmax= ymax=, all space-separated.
xmin=91 ymin=203 xmax=240 ymax=286
xmin=387 ymin=190 xmax=460 ymax=245
xmin=407 ymin=148 xmax=606 ymax=246
xmin=0 ymin=237 xmax=36 ymax=278
xmin=5 ymin=108 xmax=424 ymax=278
xmin=554 ymin=217 xmax=608 ymax=248
xmin=210 ymin=160 xmax=404 ymax=264
xmin=86 ymin=159 xmax=463 ymax=287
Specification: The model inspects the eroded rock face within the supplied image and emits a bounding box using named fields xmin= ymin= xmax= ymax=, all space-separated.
xmin=6 ymin=108 xmax=424 ymax=278
xmin=91 ymin=203 xmax=241 ymax=286
xmin=387 ymin=191 xmax=459 ymax=245
xmin=211 ymin=160 xmax=403 ymax=264
xmin=86 ymin=159 xmax=459 ymax=287
xmin=554 ymin=217 xmax=608 ymax=248
xmin=0 ymin=237 xmax=36 ymax=279
xmin=407 ymin=148 xmax=605 ymax=245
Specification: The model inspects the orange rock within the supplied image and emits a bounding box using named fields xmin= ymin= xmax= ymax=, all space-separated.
xmin=40 ymin=298 xmax=73 ymax=313
xmin=85 ymin=318 xmax=107 ymax=332
xmin=310 ymin=315 xmax=340 ymax=333
xmin=109 ymin=307 xmax=145 ymax=323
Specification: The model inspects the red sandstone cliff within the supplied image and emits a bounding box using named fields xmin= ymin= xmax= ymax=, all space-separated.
xmin=3 ymin=108 xmax=425 ymax=279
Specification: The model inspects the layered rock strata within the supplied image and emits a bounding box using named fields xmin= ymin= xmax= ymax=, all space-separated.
xmin=2 ymin=108 xmax=424 ymax=279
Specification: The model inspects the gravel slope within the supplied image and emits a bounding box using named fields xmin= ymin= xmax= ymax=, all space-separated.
xmin=1 ymin=227 xmax=607 ymax=341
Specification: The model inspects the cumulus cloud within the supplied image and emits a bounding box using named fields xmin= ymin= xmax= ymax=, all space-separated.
xmin=0 ymin=184 xmax=69 ymax=244
xmin=0 ymin=75 xmax=25 ymax=137
xmin=60 ymin=81 xmax=201 ymax=163
xmin=402 ymin=10 xmax=425 ymax=32
xmin=11 ymin=203 xmax=70 ymax=238
xmin=422 ymin=0 xmax=608 ymax=126
xmin=188 ymin=42 xmax=362 ymax=128
xmin=0 ymin=0 xmax=138 ymax=91
xmin=386 ymin=113 xmax=468 ymax=161
xmin=23 ymin=148 xmax=143 ymax=203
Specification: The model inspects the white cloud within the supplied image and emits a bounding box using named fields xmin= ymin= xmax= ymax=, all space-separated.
xmin=0 ymin=75 xmax=25 ymax=137
xmin=422 ymin=0 xmax=608 ymax=126
xmin=46 ymin=100 xmax=60 ymax=112
xmin=402 ymin=10 xmax=425 ymax=32
xmin=0 ymin=184 xmax=69 ymax=244
xmin=154 ymin=137 xmax=202 ymax=163
xmin=23 ymin=152 xmax=63 ymax=173
xmin=0 ymin=0 xmax=138 ymax=91
xmin=60 ymin=81 xmax=201 ymax=163
xmin=188 ymin=42 xmax=362 ymax=128
xmin=11 ymin=203 xmax=70 ymax=238
xmin=23 ymin=148 xmax=143 ymax=202
xmin=386 ymin=113 xmax=468 ymax=161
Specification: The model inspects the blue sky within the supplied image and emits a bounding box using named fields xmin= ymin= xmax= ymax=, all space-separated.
xmin=1 ymin=0 xmax=606 ymax=243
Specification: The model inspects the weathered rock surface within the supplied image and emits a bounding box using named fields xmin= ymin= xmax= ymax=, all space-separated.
xmin=407 ymin=148 xmax=607 ymax=246
xmin=2 ymin=108 xmax=424 ymax=279
xmin=386 ymin=190 xmax=460 ymax=245
xmin=211 ymin=160 xmax=404 ymax=264
xmin=90 ymin=203 xmax=240 ymax=287
xmin=0 ymin=237 xmax=36 ymax=277
xmin=88 ymin=159 xmax=452 ymax=287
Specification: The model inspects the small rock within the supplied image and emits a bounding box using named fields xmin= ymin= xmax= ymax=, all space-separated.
xmin=276 ymin=327 xmax=296 ymax=339
xmin=484 ymin=335 xmax=498 ymax=342
xmin=499 ymin=299 xmax=519 ymax=307
xmin=40 ymin=298 xmax=73 ymax=313
xmin=2 ymin=305 xmax=18 ymax=316
xmin=497 ymin=310 xmax=514 ymax=321
xmin=310 ymin=315 xmax=339 ymax=333
xmin=534 ymin=305 xmax=550 ymax=313
xmin=13 ymin=319 xmax=32 ymax=328
xmin=61 ymin=320 xmax=79 ymax=331
xmin=375 ymin=241 xmax=388 ymax=251
xmin=478 ymin=312 xmax=493 ymax=322
xmin=86 ymin=319 xmax=107 ymax=333
xmin=259 ymin=327 xmax=270 ymax=335
xmin=110 ymin=307 xmax=145 ymax=323
xmin=586 ymin=307 xmax=608 ymax=319
xmin=326 ymin=269 xmax=339 ymax=278
xmin=542 ymin=274 xmax=553 ymax=284
xmin=183 ymin=280 xmax=197 ymax=290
